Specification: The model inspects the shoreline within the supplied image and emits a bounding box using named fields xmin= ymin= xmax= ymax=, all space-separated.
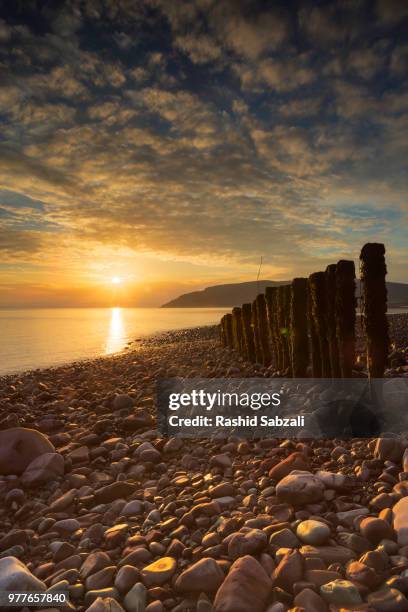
xmin=0 ymin=314 xmax=407 ymax=610
xmin=1 ymin=312 xmax=408 ymax=382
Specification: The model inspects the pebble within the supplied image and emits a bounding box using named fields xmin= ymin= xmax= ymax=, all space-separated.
xmin=296 ymin=520 xmax=330 ymax=545
xmin=213 ymin=555 xmax=271 ymax=612
xmin=320 ymin=579 xmax=363 ymax=606
xmin=175 ymin=558 xmax=224 ymax=593
xmin=276 ymin=471 xmax=325 ymax=505
xmin=123 ymin=583 xmax=146 ymax=612
xmin=0 ymin=556 xmax=46 ymax=592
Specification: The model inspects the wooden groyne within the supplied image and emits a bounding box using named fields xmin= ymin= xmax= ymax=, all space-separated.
xmin=220 ymin=243 xmax=390 ymax=378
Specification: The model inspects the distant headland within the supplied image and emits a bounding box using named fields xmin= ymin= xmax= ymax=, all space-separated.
xmin=162 ymin=280 xmax=408 ymax=308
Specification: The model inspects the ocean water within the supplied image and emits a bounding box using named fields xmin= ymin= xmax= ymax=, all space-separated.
xmin=0 ymin=307 xmax=229 ymax=375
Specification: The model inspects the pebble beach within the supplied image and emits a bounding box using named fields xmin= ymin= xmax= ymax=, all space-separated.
xmin=1 ymin=314 xmax=408 ymax=612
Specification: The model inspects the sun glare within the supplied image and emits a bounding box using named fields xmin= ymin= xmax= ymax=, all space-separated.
xmin=111 ymin=276 xmax=122 ymax=284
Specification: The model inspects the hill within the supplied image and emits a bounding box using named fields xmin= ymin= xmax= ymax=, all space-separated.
xmin=162 ymin=280 xmax=408 ymax=308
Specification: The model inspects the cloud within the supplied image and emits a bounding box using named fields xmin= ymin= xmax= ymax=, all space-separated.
xmin=175 ymin=34 xmax=222 ymax=64
xmin=0 ymin=0 xmax=406 ymax=302
xmin=236 ymin=56 xmax=315 ymax=92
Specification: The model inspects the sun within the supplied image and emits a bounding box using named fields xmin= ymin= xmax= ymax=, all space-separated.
xmin=111 ymin=276 xmax=122 ymax=285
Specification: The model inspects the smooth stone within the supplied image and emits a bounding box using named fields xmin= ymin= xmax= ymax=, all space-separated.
xmin=140 ymin=557 xmax=176 ymax=587
xmin=276 ymin=471 xmax=325 ymax=505
xmin=272 ymin=550 xmax=303 ymax=593
xmin=296 ymin=520 xmax=330 ymax=545
xmin=299 ymin=545 xmax=355 ymax=564
xmin=0 ymin=557 xmax=46 ymax=592
xmin=21 ymin=452 xmax=64 ymax=486
xmin=81 ymin=552 xmax=111 ymax=580
xmin=393 ymin=497 xmax=408 ymax=546
xmin=294 ymin=587 xmax=329 ymax=612
xmin=375 ymin=438 xmax=404 ymax=463
xmin=0 ymin=428 xmax=54 ymax=475
xmin=114 ymin=566 xmax=140 ymax=594
xmin=367 ymin=587 xmax=408 ymax=611
xmin=269 ymin=528 xmax=300 ymax=548
xmin=86 ymin=597 xmax=125 ymax=612
xmin=320 ymin=579 xmax=363 ymax=606
xmin=228 ymin=529 xmax=267 ymax=559
xmin=213 ymin=555 xmax=272 ymax=612
xmin=175 ymin=558 xmax=224 ymax=593
xmin=315 ymin=470 xmax=346 ymax=490
xmin=360 ymin=517 xmax=394 ymax=544
xmin=123 ymin=582 xmax=146 ymax=612
xmin=94 ymin=482 xmax=136 ymax=505
xmin=269 ymin=453 xmax=310 ymax=481
xmin=121 ymin=501 xmax=143 ymax=516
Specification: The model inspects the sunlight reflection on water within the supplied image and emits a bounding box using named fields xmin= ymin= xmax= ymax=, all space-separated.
xmin=105 ymin=307 xmax=125 ymax=354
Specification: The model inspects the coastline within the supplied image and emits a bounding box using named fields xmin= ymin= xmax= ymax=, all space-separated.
xmin=0 ymin=314 xmax=407 ymax=611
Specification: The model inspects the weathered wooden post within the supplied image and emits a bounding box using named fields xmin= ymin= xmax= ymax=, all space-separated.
xmin=290 ymin=278 xmax=309 ymax=377
xmin=325 ymin=264 xmax=341 ymax=378
xmin=231 ymin=306 xmax=243 ymax=353
xmin=265 ymin=287 xmax=278 ymax=368
xmin=309 ymin=272 xmax=331 ymax=377
xmin=335 ymin=260 xmax=356 ymax=377
xmin=283 ymin=285 xmax=292 ymax=374
xmin=360 ymin=243 xmax=389 ymax=378
xmin=256 ymin=293 xmax=272 ymax=366
xmin=251 ymin=300 xmax=262 ymax=363
xmin=307 ymin=279 xmax=321 ymax=377
xmin=276 ymin=286 xmax=289 ymax=372
xmin=241 ymin=303 xmax=255 ymax=362
xmin=220 ymin=316 xmax=227 ymax=347
xmin=224 ymin=313 xmax=234 ymax=348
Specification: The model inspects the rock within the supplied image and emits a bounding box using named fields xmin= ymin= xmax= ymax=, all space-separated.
xmin=81 ymin=552 xmax=111 ymax=580
xmin=210 ymin=454 xmax=232 ymax=469
xmin=276 ymin=471 xmax=325 ymax=505
xmin=175 ymin=558 xmax=224 ymax=593
xmin=86 ymin=597 xmax=125 ymax=612
xmin=320 ymin=579 xmax=363 ymax=607
xmin=345 ymin=561 xmax=382 ymax=589
xmin=294 ymin=588 xmax=329 ymax=612
xmin=315 ymin=470 xmax=346 ymax=490
xmin=114 ymin=566 xmax=140 ymax=594
xmin=209 ymin=482 xmax=235 ymax=498
xmin=86 ymin=567 xmax=116 ymax=591
xmin=53 ymin=518 xmax=81 ymax=535
xmin=367 ymin=587 xmax=408 ymax=611
xmin=269 ymin=528 xmax=300 ymax=549
xmin=94 ymin=482 xmax=136 ymax=505
xmin=0 ymin=556 xmax=46 ymax=592
xmin=213 ymin=555 xmax=272 ymax=612
xmin=49 ymin=489 xmax=77 ymax=512
xmin=375 ymin=438 xmax=404 ymax=463
xmin=163 ymin=437 xmax=183 ymax=453
xmin=360 ymin=517 xmax=394 ymax=544
xmin=121 ymin=500 xmax=143 ymax=516
xmin=141 ymin=557 xmax=176 ymax=587
xmin=113 ymin=394 xmax=134 ymax=410
xmin=299 ymin=545 xmax=355 ymax=564
xmin=273 ymin=550 xmax=303 ymax=593
xmin=393 ymin=497 xmax=408 ymax=546
xmin=296 ymin=520 xmax=330 ymax=546
xmin=269 ymin=453 xmax=310 ymax=481
xmin=123 ymin=582 xmax=146 ymax=612
xmin=21 ymin=452 xmax=64 ymax=486
xmin=0 ymin=428 xmax=54 ymax=475
xmin=228 ymin=529 xmax=267 ymax=559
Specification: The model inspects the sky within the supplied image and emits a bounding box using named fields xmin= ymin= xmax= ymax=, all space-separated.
xmin=0 ymin=0 xmax=407 ymax=307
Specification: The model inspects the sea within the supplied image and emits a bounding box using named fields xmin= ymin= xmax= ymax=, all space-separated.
xmin=0 ymin=306 xmax=406 ymax=376
xmin=0 ymin=307 xmax=229 ymax=375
